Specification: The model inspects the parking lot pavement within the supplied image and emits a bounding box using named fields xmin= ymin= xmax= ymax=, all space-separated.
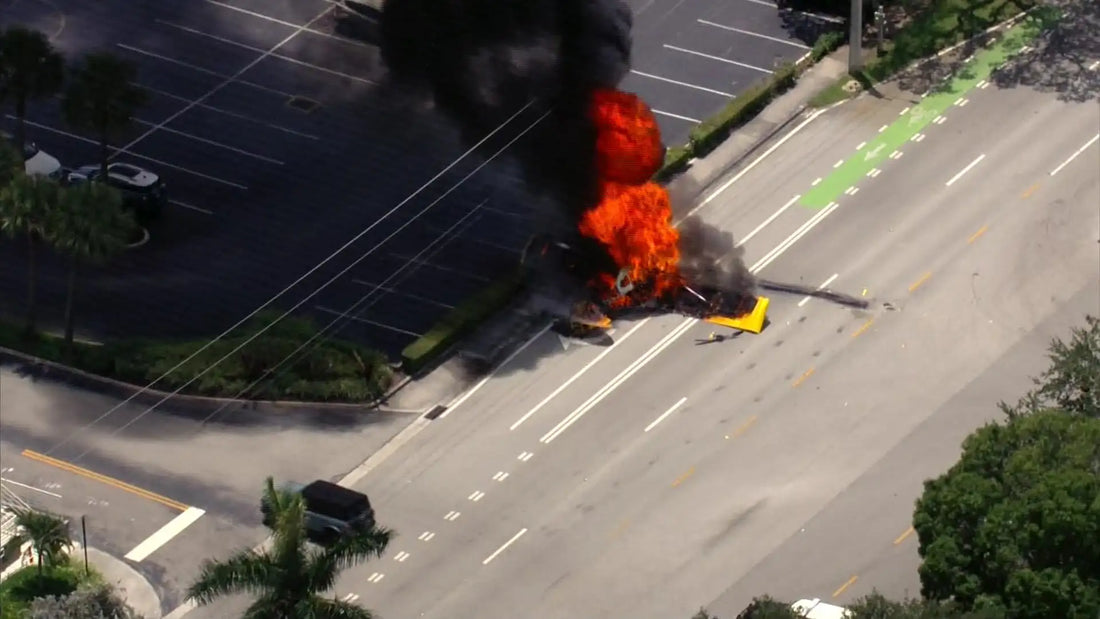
xmin=622 ymin=0 xmax=840 ymax=145
xmin=1 ymin=0 xmax=538 ymax=359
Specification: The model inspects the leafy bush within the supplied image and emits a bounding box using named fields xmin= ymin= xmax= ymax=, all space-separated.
xmin=810 ymin=30 xmax=845 ymax=63
xmin=0 ymin=312 xmax=393 ymax=403
xmin=29 ymin=581 xmax=143 ymax=619
xmin=401 ymin=268 xmax=526 ymax=375
xmin=0 ymin=560 xmax=94 ymax=618
xmin=687 ymin=62 xmax=798 ymax=157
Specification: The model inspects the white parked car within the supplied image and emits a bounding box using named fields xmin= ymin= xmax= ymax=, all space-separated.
xmin=791 ymin=598 xmax=852 ymax=619
xmin=3 ymin=131 xmax=63 ymax=178
xmin=66 ymin=162 xmax=167 ymax=222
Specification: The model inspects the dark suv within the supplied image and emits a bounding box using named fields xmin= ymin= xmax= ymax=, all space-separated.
xmin=66 ymin=162 xmax=167 ymax=223
xmin=262 ymin=480 xmax=376 ymax=545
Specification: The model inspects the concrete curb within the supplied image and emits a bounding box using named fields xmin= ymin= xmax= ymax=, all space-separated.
xmin=0 ymin=347 xmax=424 ymax=417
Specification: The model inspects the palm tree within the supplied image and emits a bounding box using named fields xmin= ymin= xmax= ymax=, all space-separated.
xmin=10 ymin=508 xmax=72 ymax=576
xmin=187 ymin=478 xmax=393 ymax=619
xmin=61 ymin=52 xmax=148 ymax=177
xmin=48 ymin=181 xmax=135 ymax=350
xmin=0 ymin=26 xmax=65 ymax=152
xmin=0 ymin=172 xmax=62 ymax=335
xmin=1 ymin=138 xmax=22 ymax=185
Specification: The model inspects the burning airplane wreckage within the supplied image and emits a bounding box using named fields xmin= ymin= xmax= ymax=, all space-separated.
xmin=378 ymin=0 xmax=867 ymax=345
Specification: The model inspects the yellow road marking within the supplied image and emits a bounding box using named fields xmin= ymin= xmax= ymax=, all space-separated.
xmin=832 ymin=575 xmax=859 ymax=598
xmin=894 ymin=526 xmax=915 ymax=545
xmin=1021 ymin=183 xmax=1040 ymax=199
xmin=611 ymin=519 xmax=630 ymax=538
xmin=908 ymin=272 xmax=932 ymax=293
xmin=967 ymin=225 xmax=988 ymax=244
xmin=727 ymin=415 xmax=758 ymax=440
xmin=852 ymin=319 xmax=874 ymax=338
xmin=671 ymin=466 xmax=696 ymax=487
xmin=22 ymin=450 xmax=187 ymax=511
xmin=792 ymin=368 xmax=815 ymax=387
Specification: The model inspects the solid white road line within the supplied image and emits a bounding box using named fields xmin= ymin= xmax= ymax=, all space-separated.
xmin=629 ymin=70 xmax=734 ymax=98
xmin=663 ymin=45 xmax=773 ymax=74
xmin=643 ymin=396 xmax=688 ymax=433
xmin=540 ymin=319 xmax=697 ymax=444
xmin=339 ymin=417 xmax=432 ymax=487
xmin=945 ymin=154 xmax=986 ymax=186
xmin=442 ymin=322 xmax=554 ymax=420
xmin=798 ymin=273 xmax=839 ymax=307
xmin=510 ymin=320 xmax=649 ymax=431
xmin=697 ymin=19 xmax=810 ymax=49
xmin=124 ymin=507 xmax=205 ymax=563
xmin=653 ymin=109 xmax=702 ymax=123
xmin=689 ymin=108 xmax=827 ymax=218
xmin=738 ymin=195 xmax=801 ymax=246
xmin=482 ymin=528 xmax=528 ymax=565
xmin=0 ymin=477 xmax=62 ymax=499
xmin=1049 ymin=133 xmax=1099 ymax=176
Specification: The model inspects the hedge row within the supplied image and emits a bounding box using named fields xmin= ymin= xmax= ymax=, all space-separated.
xmin=397 ymin=31 xmax=846 ymax=373
xmin=655 ymin=30 xmax=845 ymax=182
xmin=400 ymin=267 xmax=527 ymax=375
xmin=0 ymin=311 xmax=394 ymax=403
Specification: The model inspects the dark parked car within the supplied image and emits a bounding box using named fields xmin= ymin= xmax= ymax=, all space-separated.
xmin=262 ymin=480 xmax=377 ymax=545
xmin=66 ymin=162 xmax=167 ymax=223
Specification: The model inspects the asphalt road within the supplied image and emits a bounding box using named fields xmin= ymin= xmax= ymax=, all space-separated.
xmin=1 ymin=0 xmax=835 ymax=360
xmin=270 ymin=57 xmax=1094 ymax=619
xmin=0 ymin=366 xmax=420 ymax=613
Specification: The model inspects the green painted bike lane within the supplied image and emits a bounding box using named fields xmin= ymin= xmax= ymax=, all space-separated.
xmin=799 ymin=18 xmax=1044 ymax=209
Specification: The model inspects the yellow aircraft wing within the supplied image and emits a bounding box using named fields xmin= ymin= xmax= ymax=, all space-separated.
xmin=704 ymin=296 xmax=770 ymax=334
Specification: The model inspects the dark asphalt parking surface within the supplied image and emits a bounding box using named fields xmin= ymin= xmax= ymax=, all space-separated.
xmin=1 ymin=0 xmax=837 ymax=360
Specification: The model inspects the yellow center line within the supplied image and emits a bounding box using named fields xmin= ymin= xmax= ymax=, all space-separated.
xmin=792 ymin=368 xmax=815 ymax=387
xmin=908 ymin=272 xmax=932 ymax=293
xmin=893 ymin=526 xmax=915 ymax=545
xmin=728 ymin=415 xmax=758 ymax=439
xmin=671 ymin=466 xmax=696 ymax=487
xmin=1021 ymin=183 xmax=1040 ymax=199
xmin=832 ymin=575 xmax=859 ymax=598
xmin=967 ymin=225 xmax=988 ymax=244
xmin=852 ymin=318 xmax=874 ymax=338
xmin=22 ymin=449 xmax=188 ymax=512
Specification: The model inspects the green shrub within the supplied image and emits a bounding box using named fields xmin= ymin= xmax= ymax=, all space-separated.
xmin=0 ymin=312 xmax=393 ymax=403
xmin=0 ymin=560 xmax=95 ymax=618
xmin=401 ymin=268 xmax=526 ymax=375
xmin=810 ymin=30 xmax=845 ymax=63
xmin=687 ymin=61 xmax=797 ymax=157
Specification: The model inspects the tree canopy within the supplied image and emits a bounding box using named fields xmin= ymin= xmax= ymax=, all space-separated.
xmin=1001 ymin=315 xmax=1099 ymax=419
xmin=29 ymin=582 xmax=143 ymax=619
xmin=913 ymin=409 xmax=1100 ymax=618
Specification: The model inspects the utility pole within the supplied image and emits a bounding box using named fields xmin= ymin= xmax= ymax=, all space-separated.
xmin=849 ymin=0 xmax=864 ymax=72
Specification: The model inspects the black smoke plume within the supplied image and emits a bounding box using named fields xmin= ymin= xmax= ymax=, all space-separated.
xmin=379 ymin=0 xmax=757 ymax=305
xmin=379 ymin=0 xmax=632 ymax=222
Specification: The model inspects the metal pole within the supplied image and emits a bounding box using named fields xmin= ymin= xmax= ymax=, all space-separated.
xmin=875 ymin=3 xmax=887 ymax=55
xmin=81 ymin=516 xmax=89 ymax=576
xmin=849 ymin=0 xmax=864 ymax=72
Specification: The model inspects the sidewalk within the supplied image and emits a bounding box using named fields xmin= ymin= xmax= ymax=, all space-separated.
xmin=83 ymin=544 xmax=163 ymax=619
xmin=383 ymin=49 xmax=853 ymax=414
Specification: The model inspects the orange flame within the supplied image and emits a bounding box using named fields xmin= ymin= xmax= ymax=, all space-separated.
xmin=581 ymin=88 xmax=681 ymax=303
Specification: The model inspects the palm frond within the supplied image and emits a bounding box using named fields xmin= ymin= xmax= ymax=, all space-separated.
xmin=305 ymin=596 xmax=375 ymax=619
xmin=308 ymin=526 xmax=394 ymax=592
xmin=186 ymin=548 xmax=281 ymax=605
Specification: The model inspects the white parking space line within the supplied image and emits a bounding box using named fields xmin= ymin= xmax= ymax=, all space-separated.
xmin=124 ymin=506 xmax=205 ymax=563
xmin=313 ymin=305 xmax=421 ymax=337
xmin=8 ymin=116 xmax=249 ymax=190
xmin=643 ymin=396 xmax=688 ymax=432
xmin=482 ymin=528 xmax=527 ymax=565
xmin=630 ymin=70 xmax=734 ymax=98
xmin=389 ymin=253 xmax=492 ymax=283
xmin=116 ymin=44 xmax=295 ymax=99
xmin=697 ymin=19 xmax=810 ymax=49
xmin=155 ymin=19 xmax=376 ymax=86
xmin=137 ymin=83 xmax=320 ymax=140
xmin=742 ymin=0 xmax=778 ymax=7
xmin=0 ymin=477 xmax=62 ymax=499
xmin=653 ymin=109 xmax=701 ymax=123
xmin=131 ymin=118 xmax=284 ymax=165
xmin=351 ymin=279 xmax=455 ymax=309
xmin=1050 ymin=133 xmax=1099 ymax=176
xmin=168 ymin=199 xmax=214 ymax=215
xmin=204 ymin=0 xmax=372 ymax=49
xmin=664 ymin=45 xmax=774 ymax=75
